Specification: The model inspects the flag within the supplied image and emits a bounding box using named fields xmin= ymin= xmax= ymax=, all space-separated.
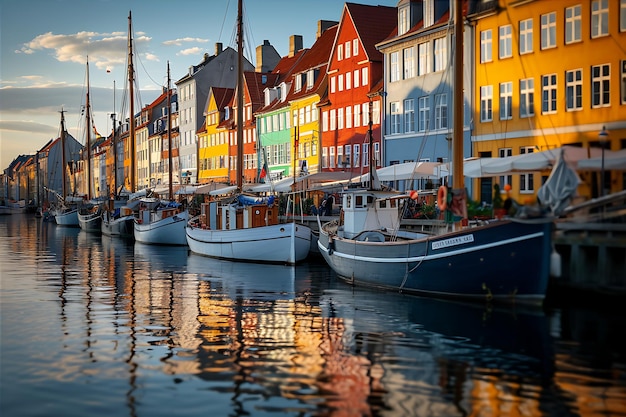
xmin=260 ymin=163 xmax=267 ymax=180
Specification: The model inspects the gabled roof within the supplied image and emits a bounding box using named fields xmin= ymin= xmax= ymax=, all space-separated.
xmin=244 ymin=71 xmax=280 ymax=112
xmin=210 ymin=87 xmax=235 ymax=112
xmin=344 ymin=3 xmax=397 ymax=63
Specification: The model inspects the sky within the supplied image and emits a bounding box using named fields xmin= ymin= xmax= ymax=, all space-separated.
xmin=0 ymin=0 xmax=393 ymax=170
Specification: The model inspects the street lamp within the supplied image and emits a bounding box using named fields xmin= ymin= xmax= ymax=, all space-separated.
xmin=598 ymin=126 xmax=608 ymax=197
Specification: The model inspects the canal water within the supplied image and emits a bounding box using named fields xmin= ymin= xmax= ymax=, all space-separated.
xmin=1 ymin=214 xmax=624 ymax=417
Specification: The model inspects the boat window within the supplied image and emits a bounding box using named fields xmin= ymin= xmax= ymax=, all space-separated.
xmin=346 ymin=195 xmax=352 ymax=208
xmin=355 ymin=195 xmax=363 ymax=207
xmin=379 ymin=200 xmax=387 ymax=208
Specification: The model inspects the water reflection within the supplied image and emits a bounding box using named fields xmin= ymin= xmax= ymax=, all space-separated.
xmin=1 ymin=215 xmax=625 ymax=417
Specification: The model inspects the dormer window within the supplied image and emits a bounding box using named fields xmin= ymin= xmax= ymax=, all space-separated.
xmin=399 ymin=5 xmax=409 ymax=35
xmin=307 ymin=69 xmax=317 ymax=89
xmin=424 ymin=0 xmax=434 ymax=28
xmin=295 ymin=73 xmax=304 ymax=92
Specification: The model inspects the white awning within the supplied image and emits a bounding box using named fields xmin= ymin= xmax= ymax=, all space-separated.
xmin=577 ymin=149 xmax=626 ymax=171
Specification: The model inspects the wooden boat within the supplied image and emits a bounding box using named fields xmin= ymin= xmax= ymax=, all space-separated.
xmin=317 ymin=0 xmax=557 ymax=306
xmin=185 ymin=0 xmax=311 ymax=264
xmin=54 ymin=111 xmax=80 ymax=227
xmin=133 ymin=61 xmax=188 ymax=246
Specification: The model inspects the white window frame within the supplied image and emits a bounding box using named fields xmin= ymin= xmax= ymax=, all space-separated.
xmin=566 ymin=69 xmax=583 ymax=111
xmin=520 ymin=78 xmax=535 ymax=118
xmin=404 ymin=99 xmax=415 ymax=133
xmin=542 ymin=74 xmax=558 ymax=114
xmin=480 ymin=30 xmax=492 ymax=63
xmin=418 ymin=96 xmax=430 ymax=132
xmin=499 ymin=82 xmax=513 ymax=120
xmin=591 ymin=0 xmax=609 ymax=38
xmin=565 ymin=5 xmax=582 ymax=44
xmin=403 ymin=47 xmax=415 ymax=79
xmin=499 ymin=25 xmax=513 ymax=59
xmin=519 ymin=19 xmax=533 ymax=55
xmin=541 ymin=12 xmax=557 ymax=50
xmin=592 ymin=64 xmax=611 ymax=108
xmin=390 ymin=101 xmax=401 ymax=134
xmin=434 ymin=93 xmax=448 ymax=129
xmin=480 ymin=85 xmax=493 ymax=122
xmin=390 ymin=51 xmax=400 ymax=82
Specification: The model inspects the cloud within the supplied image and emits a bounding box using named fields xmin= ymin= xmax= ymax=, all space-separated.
xmin=163 ymin=37 xmax=209 ymax=46
xmin=16 ymin=31 xmax=154 ymax=73
xmin=178 ymin=47 xmax=204 ymax=56
xmin=0 ymin=120 xmax=58 ymax=135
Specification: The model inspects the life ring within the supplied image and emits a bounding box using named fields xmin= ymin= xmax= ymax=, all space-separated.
xmin=437 ymin=186 xmax=448 ymax=211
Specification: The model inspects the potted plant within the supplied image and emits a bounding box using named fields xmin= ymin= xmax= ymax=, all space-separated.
xmin=492 ymin=184 xmax=506 ymax=219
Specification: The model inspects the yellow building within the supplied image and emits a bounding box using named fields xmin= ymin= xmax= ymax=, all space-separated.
xmin=471 ymin=0 xmax=625 ymax=204
xmin=197 ymin=86 xmax=233 ymax=184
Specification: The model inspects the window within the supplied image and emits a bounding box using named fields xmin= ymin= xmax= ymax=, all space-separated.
xmin=322 ymin=147 xmax=328 ymax=168
xmin=362 ymin=67 xmax=369 ymax=85
xmin=519 ymin=19 xmax=533 ymax=54
xmin=322 ymin=111 xmax=328 ymax=132
xmin=337 ymin=146 xmax=343 ymax=168
xmin=354 ymin=104 xmax=361 ymax=127
xmin=480 ymin=30 xmax=492 ymax=63
xmin=622 ymin=0 xmax=626 ymax=32
xmin=353 ymin=69 xmax=360 ymax=88
xmin=520 ymin=78 xmax=535 ymax=118
xmin=330 ymin=76 xmax=336 ymax=93
xmin=346 ymin=106 xmax=352 ymax=129
xmin=329 ymin=146 xmax=335 ymax=168
xmin=390 ymin=51 xmax=400 ymax=82
xmin=330 ymin=109 xmax=336 ymax=130
xmin=337 ymin=44 xmax=343 ymax=61
xmin=499 ymin=82 xmax=513 ymax=120
xmin=353 ymin=144 xmax=360 ymax=168
xmin=403 ymin=47 xmax=415 ymax=79
xmin=345 ymin=41 xmax=351 ymax=58
xmin=390 ymin=101 xmax=401 ymax=134
xmin=591 ymin=0 xmax=609 ymax=38
xmin=498 ymin=148 xmax=512 ymax=189
xmin=519 ymin=147 xmax=535 ymax=193
xmin=541 ymin=12 xmax=557 ymax=49
xmin=418 ymin=42 xmax=431 ymax=75
xmin=565 ymin=5 xmax=582 ymax=44
xmin=434 ymin=93 xmax=448 ymax=129
xmin=344 ymin=145 xmax=351 ymax=167
xmin=338 ymin=74 xmax=344 ymax=91
xmin=346 ymin=71 xmax=352 ymax=90
xmin=418 ymin=96 xmax=430 ymax=132
xmin=353 ymin=39 xmax=359 ymax=56
xmin=480 ymin=85 xmax=493 ymax=122
xmin=363 ymin=143 xmax=369 ymax=167
xmin=566 ymin=69 xmax=583 ymax=111
xmin=434 ymin=38 xmax=447 ymax=71
xmin=362 ymin=103 xmax=370 ymax=126
xmin=542 ymin=74 xmax=557 ymax=114
xmin=399 ymin=5 xmax=409 ymax=35
xmin=337 ymin=107 xmax=344 ymax=130
xmin=592 ymin=64 xmax=610 ymax=107
xmin=404 ymin=99 xmax=415 ymax=133
xmin=499 ymin=25 xmax=513 ymax=59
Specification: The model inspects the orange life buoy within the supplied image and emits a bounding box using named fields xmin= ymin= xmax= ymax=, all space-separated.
xmin=437 ymin=186 xmax=448 ymax=211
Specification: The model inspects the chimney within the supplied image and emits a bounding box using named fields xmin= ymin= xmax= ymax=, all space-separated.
xmin=255 ymin=40 xmax=281 ymax=73
xmin=317 ymin=20 xmax=339 ymax=39
xmin=289 ymin=35 xmax=303 ymax=57
xmin=215 ymin=42 xmax=223 ymax=55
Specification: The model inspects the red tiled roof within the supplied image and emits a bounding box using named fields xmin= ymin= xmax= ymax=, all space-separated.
xmin=345 ymin=3 xmax=397 ymax=62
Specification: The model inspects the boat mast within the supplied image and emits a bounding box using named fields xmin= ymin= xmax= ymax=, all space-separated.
xmin=60 ymin=109 xmax=67 ymax=201
xmin=167 ymin=61 xmax=174 ymax=200
xmin=111 ymin=80 xmax=118 ymax=196
xmin=85 ymin=58 xmax=92 ymax=200
xmin=452 ymin=0 xmax=464 ymax=191
xmin=128 ymin=11 xmax=136 ymax=193
xmin=236 ymin=0 xmax=244 ymax=190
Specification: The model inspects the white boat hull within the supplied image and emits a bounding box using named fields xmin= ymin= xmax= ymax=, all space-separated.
xmin=55 ymin=209 xmax=79 ymax=226
xmin=78 ymin=211 xmax=102 ymax=233
xmin=134 ymin=210 xmax=189 ymax=245
xmin=186 ymin=222 xmax=312 ymax=265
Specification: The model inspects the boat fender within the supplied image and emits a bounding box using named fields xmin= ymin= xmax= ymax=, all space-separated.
xmin=550 ymin=247 xmax=562 ymax=278
xmin=328 ymin=235 xmax=335 ymax=255
xmin=437 ymin=186 xmax=448 ymax=211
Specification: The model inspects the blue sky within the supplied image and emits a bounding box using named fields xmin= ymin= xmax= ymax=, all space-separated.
xmin=0 ymin=0 xmax=392 ymax=169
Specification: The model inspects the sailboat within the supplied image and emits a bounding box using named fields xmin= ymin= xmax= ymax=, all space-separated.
xmin=101 ymin=11 xmax=146 ymax=239
xmin=78 ymin=58 xmax=103 ymax=233
xmin=133 ymin=61 xmax=189 ymax=246
xmin=185 ymin=0 xmax=312 ymax=265
xmin=54 ymin=110 xmax=81 ymax=227
xmin=316 ymin=0 xmax=558 ymax=306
